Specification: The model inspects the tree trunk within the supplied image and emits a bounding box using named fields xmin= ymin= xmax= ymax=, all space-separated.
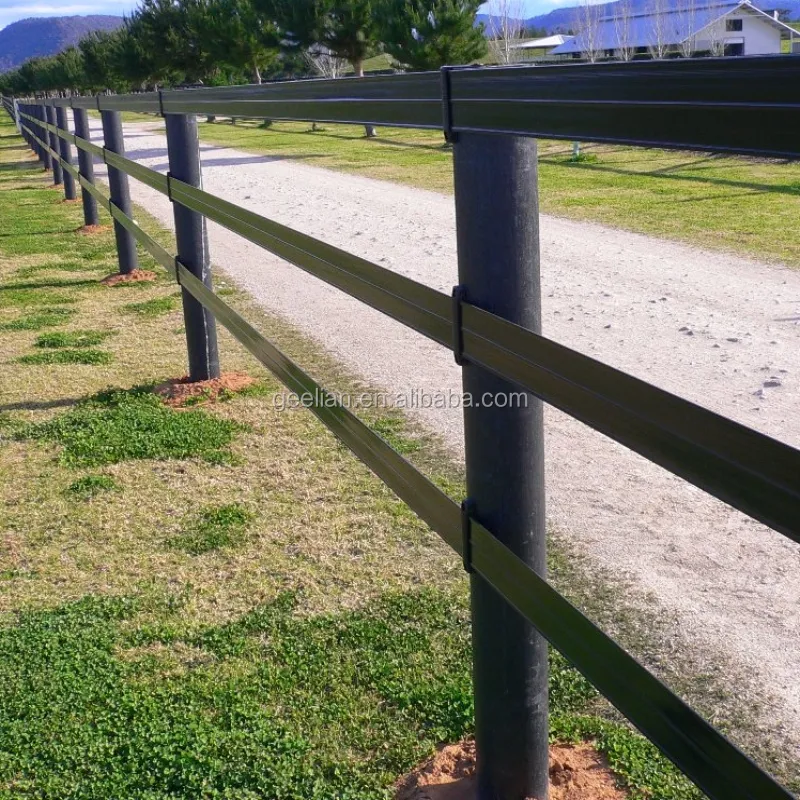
xmin=353 ymin=59 xmax=376 ymax=138
xmin=253 ymin=64 xmax=271 ymax=128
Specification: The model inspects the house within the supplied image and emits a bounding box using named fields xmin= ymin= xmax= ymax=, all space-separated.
xmin=550 ymin=0 xmax=799 ymax=59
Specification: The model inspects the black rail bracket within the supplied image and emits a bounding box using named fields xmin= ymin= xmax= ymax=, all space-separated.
xmin=461 ymin=498 xmax=475 ymax=573
xmin=452 ymin=284 xmax=467 ymax=365
xmin=166 ymin=172 xmax=175 ymax=203
xmin=440 ymin=66 xmax=458 ymax=145
xmin=173 ymin=255 xmax=185 ymax=286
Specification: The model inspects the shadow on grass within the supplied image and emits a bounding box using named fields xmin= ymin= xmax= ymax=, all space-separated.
xmin=540 ymin=155 xmax=800 ymax=199
xmin=271 ymin=125 xmax=447 ymax=153
xmin=0 ymin=161 xmax=36 ymax=171
xmin=0 ymin=229 xmax=76 ymax=239
xmin=0 ymin=397 xmax=80 ymax=413
xmin=0 ymin=278 xmax=99 ymax=291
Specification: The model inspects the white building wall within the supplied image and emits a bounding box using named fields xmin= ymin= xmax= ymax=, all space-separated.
xmin=695 ymin=10 xmax=783 ymax=55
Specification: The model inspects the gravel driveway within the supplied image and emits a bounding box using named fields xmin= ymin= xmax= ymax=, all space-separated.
xmin=89 ymin=118 xmax=800 ymax=748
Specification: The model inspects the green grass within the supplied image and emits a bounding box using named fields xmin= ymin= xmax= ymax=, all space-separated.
xmin=0 ymin=306 xmax=75 ymax=331
xmin=167 ymin=503 xmax=254 ymax=555
xmin=14 ymin=260 xmax=112 ymax=277
xmin=34 ymin=330 xmax=114 ymax=349
xmin=19 ymin=388 xmax=244 ymax=466
xmin=66 ymin=474 xmax=119 ymax=499
xmin=0 ymin=588 xmax=700 ymax=800
xmin=17 ymin=348 xmax=114 ymax=366
xmin=198 ymin=119 xmax=800 ymax=267
xmin=0 ymin=287 xmax=79 ymax=309
xmin=120 ymin=296 xmax=178 ymax=317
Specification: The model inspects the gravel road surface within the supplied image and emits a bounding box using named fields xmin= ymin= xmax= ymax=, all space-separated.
xmin=89 ymin=118 xmax=800 ymax=747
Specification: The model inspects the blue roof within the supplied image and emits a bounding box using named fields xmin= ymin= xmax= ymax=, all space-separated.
xmin=551 ymin=0 xmax=761 ymax=54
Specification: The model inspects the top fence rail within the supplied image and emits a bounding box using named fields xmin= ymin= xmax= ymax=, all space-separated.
xmin=31 ymin=56 xmax=800 ymax=159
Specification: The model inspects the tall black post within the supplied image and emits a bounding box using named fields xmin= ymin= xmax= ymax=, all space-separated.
xmin=72 ymin=107 xmax=99 ymax=227
xmin=55 ymin=106 xmax=77 ymax=200
xmin=164 ymin=112 xmax=220 ymax=382
xmin=100 ymin=108 xmax=138 ymax=275
xmin=45 ymin=106 xmax=63 ymax=185
xmin=36 ymin=107 xmax=51 ymax=170
xmin=452 ymin=132 xmax=549 ymax=800
xmin=38 ymin=107 xmax=50 ymax=168
xmin=20 ymin=104 xmax=30 ymax=152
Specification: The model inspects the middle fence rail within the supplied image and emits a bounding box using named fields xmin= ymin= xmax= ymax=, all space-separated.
xmin=7 ymin=54 xmax=800 ymax=800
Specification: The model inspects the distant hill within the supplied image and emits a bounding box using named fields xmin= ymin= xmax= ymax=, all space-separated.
xmin=0 ymin=15 xmax=123 ymax=72
xmin=523 ymin=0 xmax=800 ymax=34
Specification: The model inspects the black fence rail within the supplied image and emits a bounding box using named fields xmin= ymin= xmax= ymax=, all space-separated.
xmin=6 ymin=55 xmax=800 ymax=800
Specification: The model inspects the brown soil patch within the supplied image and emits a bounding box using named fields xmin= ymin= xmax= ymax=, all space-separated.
xmin=100 ymin=269 xmax=157 ymax=286
xmin=61 ymin=198 xmax=81 ymax=205
xmin=77 ymin=224 xmax=111 ymax=235
xmin=395 ymin=741 xmax=627 ymax=800
xmin=153 ymin=372 xmax=255 ymax=407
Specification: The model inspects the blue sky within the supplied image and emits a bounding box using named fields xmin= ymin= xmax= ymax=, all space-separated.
xmin=0 ymin=0 xmax=581 ymax=30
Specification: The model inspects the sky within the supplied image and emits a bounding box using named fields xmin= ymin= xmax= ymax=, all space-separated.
xmin=0 ymin=0 xmax=587 ymax=31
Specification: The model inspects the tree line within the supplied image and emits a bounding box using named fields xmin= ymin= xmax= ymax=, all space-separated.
xmin=0 ymin=0 xmax=489 ymax=96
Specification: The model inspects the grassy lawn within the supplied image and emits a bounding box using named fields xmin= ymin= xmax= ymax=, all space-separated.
xmin=197 ymin=118 xmax=800 ymax=268
xmin=1 ymin=114 xmax=795 ymax=798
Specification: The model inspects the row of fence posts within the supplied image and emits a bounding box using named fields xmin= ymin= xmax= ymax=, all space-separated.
xmin=16 ymin=98 xmax=551 ymax=800
xmin=19 ymin=102 xmax=222 ymax=388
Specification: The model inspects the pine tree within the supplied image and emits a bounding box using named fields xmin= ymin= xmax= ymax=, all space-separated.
xmin=209 ymin=0 xmax=281 ymax=84
xmin=78 ymin=31 xmax=119 ymax=91
xmin=266 ymin=0 xmax=380 ymax=135
xmin=379 ymin=0 xmax=487 ymax=71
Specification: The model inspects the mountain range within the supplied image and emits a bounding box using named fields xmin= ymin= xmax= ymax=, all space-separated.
xmin=0 ymin=15 xmax=123 ymax=72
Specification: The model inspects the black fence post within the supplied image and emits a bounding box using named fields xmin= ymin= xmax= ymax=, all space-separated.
xmin=36 ymin=107 xmax=51 ymax=171
xmin=45 ymin=106 xmax=63 ymax=186
xmin=164 ymin=111 xmax=221 ymax=381
xmin=38 ymin=107 xmax=50 ymax=169
xmin=55 ymin=106 xmax=77 ymax=201
xmin=452 ymin=131 xmax=549 ymax=800
xmin=100 ymin=108 xmax=138 ymax=275
xmin=20 ymin=104 xmax=30 ymax=151
xmin=72 ymin=107 xmax=99 ymax=228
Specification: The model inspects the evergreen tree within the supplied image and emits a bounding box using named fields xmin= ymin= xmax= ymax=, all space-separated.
xmin=209 ymin=0 xmax=281 ymax=84
xmin=78 ymin=31 xmax=119 ymax=91
xmin=52 ymin=47 xmax=87 ymax=93
xmin=266 ymin=0 xmax=380 ymax=134
xmin=111 ymin=13 xmax=162 ymax=90
xmin=379 ymin=0 xmax=487 ymax=70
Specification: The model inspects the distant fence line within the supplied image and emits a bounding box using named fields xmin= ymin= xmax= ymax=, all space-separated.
xmin=4 ymin=55 xmax=800 ymax=800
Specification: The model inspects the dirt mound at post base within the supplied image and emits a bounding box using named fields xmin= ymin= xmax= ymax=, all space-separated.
xmin=100 ymin=269 xmax=157 ymax=286
xmin=395 ymin=741 xmax=627 ymax=800
xmin=153 ymin=372 xmax=255 ymax=407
